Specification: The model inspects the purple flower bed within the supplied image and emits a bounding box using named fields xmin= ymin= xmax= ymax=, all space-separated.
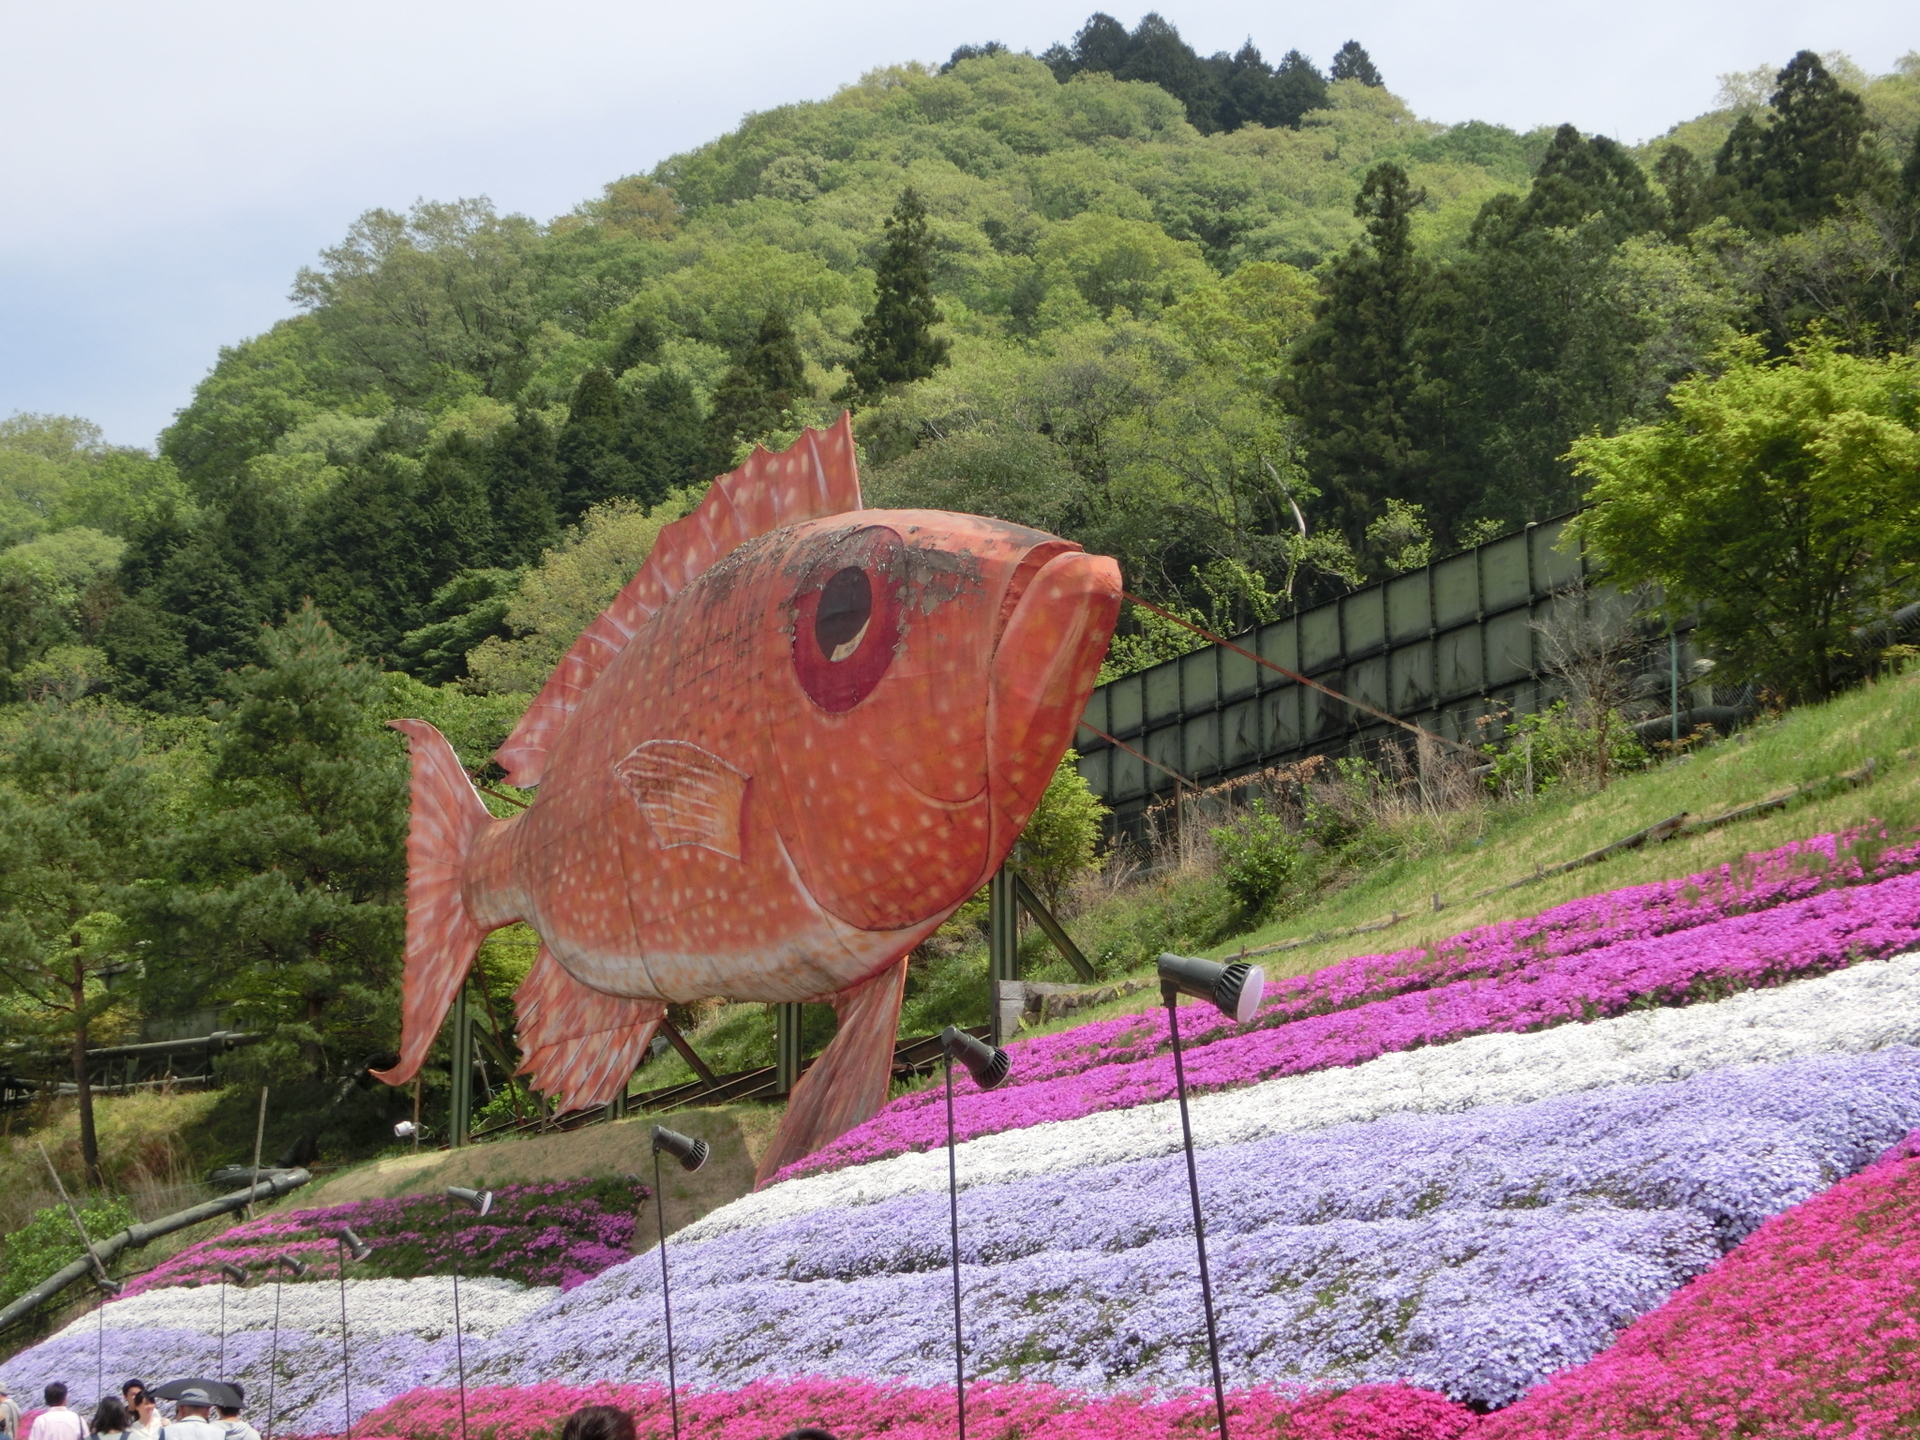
xmin=789 ymin=865 xmax=1920 ymax=1178
xmin=126 ymin=1178 xmax=647 ymax=1295
xmin=472 ymin=1048 xmax=1920 ymax=1408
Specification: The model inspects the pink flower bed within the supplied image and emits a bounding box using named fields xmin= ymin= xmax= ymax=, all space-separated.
xmin=992 ymin=827 xmax=1918 ymax=1091
xmin=786 ymin=858 xmax=1920 ymax=1180
xmin=1482 ymin=1128 xmax=1920 ymax=1437
xmin=126 ymin=1179 xmax=646 ymax=1295
xmin=329 ymin=1377 xmax=1475 ymax=1440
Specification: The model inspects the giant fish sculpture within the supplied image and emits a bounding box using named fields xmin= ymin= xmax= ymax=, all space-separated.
xmin=374 ymin=414 xmax=1121 ymax=1183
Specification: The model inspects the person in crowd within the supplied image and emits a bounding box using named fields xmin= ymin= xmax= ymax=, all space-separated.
xmin=213 ymin=1386 xmax=256 ymax=1440
xmin=122 ymin=1391 xmax=160 ymax=1440
xmin=155 ymin=1393 xmax=219 ymax=1440
xmin=557 ymin=1407 xmax=633 ymax=1440
xmin=26 ymin=1385 xmax=87 ymax=1440
xmin=88 ymin=1399 xmax=129 ymax=1440
xmin=0 ymin=1382 xmax=22 ymax=1440
xmin=775 ymin=1430 xmax=837 ymax=1440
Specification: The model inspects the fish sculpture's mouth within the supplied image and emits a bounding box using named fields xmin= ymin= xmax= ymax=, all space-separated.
xmin=985 ymin=546 xmax=1123 ymax=856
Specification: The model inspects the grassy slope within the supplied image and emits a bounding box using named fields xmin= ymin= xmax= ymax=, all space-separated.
xmin=1011 ymin=665 xmax=1920 ymax=1041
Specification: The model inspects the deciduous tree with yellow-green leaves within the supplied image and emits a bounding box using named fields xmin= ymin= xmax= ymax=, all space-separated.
xmin=1570 ymin=337 xmax=1920 ymax=703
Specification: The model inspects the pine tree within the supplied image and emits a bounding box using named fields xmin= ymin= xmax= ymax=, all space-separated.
xmin=1268 ymin=50 xmax=1329 ymax=129
xmin=0 ymin=705 xmax=157 ymax=1186
xmin=1653 ymin=144 xmax=1714 ymax=241
xmin=558 ymin=367 xmax=638 ymax=520
xmin=1715 ymin=51 xmax=1880 ymax=234
xmin=1048 ymin=12 xmax=1131 ymax=79
xmin=486 ymin=409 xmax=562 ymax=567
xmin=1507 ymin=125 xmax=1660 ymax=241
xmin=627 ymin=369 xmax=708 ymax=501
xmin=704 ymin=312 xmax=810 ymax=475
xmin=141 ymin=603 xmax=405 ymax=1081
xmin=1285 ymin=163 xmax=1435 ymax=553
xmin=1330 ymin=40 xmax=1382 ymax=86
xmin=1115 ymin=14 xmax=1219 ymax=130
xmin=844 ymin=189 xmax=951 ymax=402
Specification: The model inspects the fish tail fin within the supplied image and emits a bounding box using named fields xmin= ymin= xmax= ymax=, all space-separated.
xmin=754 ymin=957 xmax=909 ymax=1187
xmin=515 ymin=946 xmax=665 ymax=1113
xmin=373 ymin=719 xmax=497 ymax=1088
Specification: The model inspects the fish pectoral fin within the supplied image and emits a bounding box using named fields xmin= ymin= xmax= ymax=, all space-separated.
xmin=514 ymin=945 xmax=664 ymax=1114
xmin=613 ymin=739 xmax=750 ymax=860
xmin=753 ymin=956 xmax=910 ymax=1188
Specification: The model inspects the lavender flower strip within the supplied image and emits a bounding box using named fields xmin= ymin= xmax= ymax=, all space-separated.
xmin=464 ymin=1047 xmax=1920 ymax=1409
xmin=692 ymin=952 xmax=1920 ymax=1239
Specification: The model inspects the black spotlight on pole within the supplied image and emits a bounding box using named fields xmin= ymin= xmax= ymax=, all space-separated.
xmin=443 ymin=1186 xmax=494 ymax=1440
xmin=1157 ymin=953 xmax=1265 ymax=1439
xmin=334 ymin=1227 xmax=373 ymax=1440
xmin=650 ymin=1126 xmax=708 ymax=1440
xmin=265 ymin=1255 xmax=308 ymax=1440
xmin=217 ymin=1261 xmax=249 ymax=1380
xmin=939 ymin=1026 xmax=1011 ymax=1440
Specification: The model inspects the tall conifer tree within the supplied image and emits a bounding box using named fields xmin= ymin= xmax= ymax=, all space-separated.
xmin=845 ymin=189 xmax=951 ymax=401
xmin=704 ymin=312 xmax=810 ymax=474
xmin=1286 ymin=163 xmax=1434 ymax=551
xmin=1329 ymin=40 xmax=1382 ymax=86
xmin=1715 ymin=51 xmax=1880 ymax=234
xmin=558 ymin=367 xmax=637 ymax=520
xmin=628 ymin=370 xmax=708 ymax=501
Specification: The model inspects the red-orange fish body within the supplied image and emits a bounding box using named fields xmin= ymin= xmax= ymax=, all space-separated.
xmin=378 ymin=418 xmax=1120 ymax=1181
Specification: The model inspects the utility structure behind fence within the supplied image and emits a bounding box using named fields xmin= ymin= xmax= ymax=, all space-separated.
xmin=1074 ymin=515 xmax=1741 ymax=845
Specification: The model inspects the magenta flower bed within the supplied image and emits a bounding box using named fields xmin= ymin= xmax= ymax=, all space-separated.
xmin=1482 ymin=1128 xmax=1920 ymax=1437
xmin=127 ymin=1179 xmax=647 ymax=1295
xmin=981 ymin=827 xmax=1918 ymax=1092
xmin=787 ymin=862 xmax=1920 ymax=1180
xmin=334 ymin=1376 xmax=1475 ymax=1440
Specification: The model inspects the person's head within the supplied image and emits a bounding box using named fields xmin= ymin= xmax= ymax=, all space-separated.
xmin=216 ymin=1382 xmax=243 ymax=1420
xmin=558 ymin=1406 xmax=634 ymax=1440
xmin=121 ymin=1383 xmax=145 ymax=1405
xmin=775 ymin=1431 xmax=837 ymax=1440
xmin=43 ymin=1386 xmax=67 ymax=1409
xmin=173 ymin=1391 xmax=214 ymax=1419
xmin=91 ymin=1398 xmax=130 ymax=1435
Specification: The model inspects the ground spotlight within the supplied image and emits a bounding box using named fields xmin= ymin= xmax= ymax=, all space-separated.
xmin=443 ymin=1189 xmax=495 ymax=1440
xmin=334 ymin=1228 xmax=373 ymax=1440
xmin=218 ymin=1262 xmax=249 ymax=1286
xmin=940 ymin=1026 xmax=1012 ymax=1091
xmin=393 ymin=1120 xmax=423 ymax=1141
xmin=940 ymin=1027 xmax=1013 ymax=1440
xmin=446 ymin=1185 xmax=494 ymax=1217
xmin=265 ymin=1253 xmax=307 ymax=1440
xmin=1157 ymin=953 xmax=1265 ymax=1023
xmin=649 ymin=1125 xmax=708 ymax=1440
xmin=1156 ymin=953 xmax=1265 ymax=1438
xmin=651 ymin=1125 xmax=710 ymax=1173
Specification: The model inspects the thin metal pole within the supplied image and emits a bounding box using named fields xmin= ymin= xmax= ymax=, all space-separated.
xmin=246 ymin=1086 xmax=268 ymax=1221
xmin=1165 ymin=989 xmax=1231 ymax=1439
xmin=1670 ymin=628 xmax=1681 ymax=746
xmin=654 ymin=1149 xmax=681 ymax=1440
xmin=447 ymin=1197 xmax=468 ymax=1440
xmin=95 ymin=1287 xmax=105 ymax=1406
xmin=267 ymin=1279 xmax=282 ymax=1440
xmin=945 ymin=1060 xmax=967 ymax=1440
xmin=337 ymin=1239 xmax=353 ymax=1440
xmin=219 ymin=1274 xmax=227 ymax=1378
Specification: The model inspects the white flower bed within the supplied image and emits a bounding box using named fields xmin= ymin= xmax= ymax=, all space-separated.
xmin=688 ymin=951 xmax=1920 ymax=1241
xmin=84 ymin=1274 xmax=556 ymax=1340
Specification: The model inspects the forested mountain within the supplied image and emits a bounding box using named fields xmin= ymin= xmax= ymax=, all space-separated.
xmin=3 ymin=15 xmax=1919 ymax=1118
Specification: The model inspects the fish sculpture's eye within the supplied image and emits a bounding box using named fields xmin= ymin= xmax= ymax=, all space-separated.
xmin=792 ymin=527 xmax=904 ymax=712
xmin=815 ymin=568 xmax=872 ymax=662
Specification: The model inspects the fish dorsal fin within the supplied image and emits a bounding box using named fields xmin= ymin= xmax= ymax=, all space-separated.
xmin=494 ymin=411 xmax=861 ymax=786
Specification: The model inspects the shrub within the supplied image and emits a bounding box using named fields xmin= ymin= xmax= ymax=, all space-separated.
xmin=1213 ymin=799 xmax=1304 ymax=919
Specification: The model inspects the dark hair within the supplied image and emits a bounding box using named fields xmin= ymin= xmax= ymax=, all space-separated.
xmin=776 ymin=1431 xmax=838 ymax=1440
xmin=91 ymin=1398 xmax=130 ymax=1435
xmin=121 ymin=1383 xmax=146 ymax=1399
xmin=558 ymin=1407 xmax=635 ymax=1440
xmin=44 ymin=1387 xmax=67 ymax=1408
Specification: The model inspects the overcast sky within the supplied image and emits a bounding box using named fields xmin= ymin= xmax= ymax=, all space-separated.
xmin=1 ymin=0 xmax=1911 ymax=448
